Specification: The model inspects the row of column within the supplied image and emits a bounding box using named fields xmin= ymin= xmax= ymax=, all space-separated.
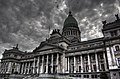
xmin=67 ymin=52 xmax=108 ymax=73
xmin=20 ymin=53 xmax=60 ymax=74
xmin=0 ymin=62 xmax=13 ymax=74
xmin=64 ymin=30 xmax=79 ymax=36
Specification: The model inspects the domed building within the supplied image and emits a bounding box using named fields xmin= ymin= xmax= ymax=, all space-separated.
xmin=0 ymin=12 xmax=120 ymax=79
xmin=62 ymin=11 xmax=81 ymax=43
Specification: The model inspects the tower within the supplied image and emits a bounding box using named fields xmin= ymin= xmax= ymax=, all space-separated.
xmin=62 ymin=11 xmax=81 ymax=43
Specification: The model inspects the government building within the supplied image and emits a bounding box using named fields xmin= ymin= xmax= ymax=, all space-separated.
xmin=0 ymin=12 xmax=120 ymax=79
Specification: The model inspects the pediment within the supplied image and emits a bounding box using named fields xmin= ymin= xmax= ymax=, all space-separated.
xmin=37 ymin=45 xmax=55 ymax=51
xmin=33 ymin=42 xmax=64 ymax=52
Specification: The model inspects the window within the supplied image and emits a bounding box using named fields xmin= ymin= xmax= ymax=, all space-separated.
xmin=79 ymin=66 xmax=81 ymax=72
xmin=91 ymin=55 xmax=95 ymax=60
xmin=91 ymin=75 xmax=94 ymax=78
xmin=111 ymin=30 xmax=117 ymax=37
xmin=113 ymin=73 xmax=116 ymax=76
xmin=91 ymin=74 xmax=98 ymax=78
xmin=93 ymin=65 xmax=96 ymax=71
xmin=84 ymin=75 xmax=86 ymax=78
xmin=84 ymin=56 xmax=88 ymax=61
xmin=87 ymin=75 xmax=89 ymax=78
xmin=101 ymin=64 xmax=105 ymax=71
xmin=118 ymin=58 xmax=120 ymax=66
xmin=99 ymin=54 xmax=104 ymax=59
xmin=86 ymin=65 xmax=89 ymax=72
xmin=79 ymin=75 xmax=81 ymax=77
xmin=14 ymin=55 xmax=17 ymax=57
xmin=76 ymin=56 xmax=80 ymax=63
xmin=115 ymin=46 xmax=120 ymax=51
xmin=95 ymin=75 xmax=98 ymax=78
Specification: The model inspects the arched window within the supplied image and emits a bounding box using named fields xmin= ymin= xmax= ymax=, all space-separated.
xmin=115 ymin=46 xmax=120 ymax=51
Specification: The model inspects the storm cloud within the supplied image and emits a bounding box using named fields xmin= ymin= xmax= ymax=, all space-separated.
xmin=0 ymin=0 xmax=120 ymax=58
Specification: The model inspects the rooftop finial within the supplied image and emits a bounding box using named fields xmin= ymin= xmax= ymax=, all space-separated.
xmin=102 ymin=20 xmax=107 ymax=25
xmin=69 ymin=11 xmax=72 ymax=16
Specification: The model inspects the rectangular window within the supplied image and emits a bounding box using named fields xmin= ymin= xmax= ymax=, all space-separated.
xmin=101 ymin=64 xmax=105 ymax=71
xmin=115 ymin=46 xmax=120 ymax=51
xmin=84 ymin=75 xmax=86 ymax=78
xmin=91 ymin=75 xmax=94 ymax=78
xmin=87 ymin=75 xmax=89 ymax=78
xmin=79 ymin=66 xmax=81 ymax=72
xmin=92 ymin=55 xmax=95 ymax=60
xmin=93 ymin=65 xmax=96 ymax=71
xmin=86 ymin=65 xmax=89 ymax=72
xmin=118 ymin=58 xmax=120 ymax=66
xmin=84 ymin=56 xmax=88 ymax=61
xmin=95 ymin=75 xmax=97 ymax=78
xmin=99 ymin=54 xmax=104 ymax=59
xmin=111 ymin=30 xmax=117 ymax=37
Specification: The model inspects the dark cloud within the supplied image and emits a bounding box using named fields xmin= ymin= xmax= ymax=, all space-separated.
xmin=66 ymin=0 xmax=115 ymax=13
xmin=0 ymin=0 xmax=120 ymax=58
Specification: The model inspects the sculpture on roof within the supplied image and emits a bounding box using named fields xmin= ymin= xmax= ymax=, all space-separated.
xmin=115 ymin=14 xmax=119 ymax=20
xmin=102 ymin=20 xmax=107 ymax=25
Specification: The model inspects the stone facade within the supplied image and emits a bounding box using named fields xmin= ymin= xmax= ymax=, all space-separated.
xmin=0 ymin=12 xmax=120 ymax=79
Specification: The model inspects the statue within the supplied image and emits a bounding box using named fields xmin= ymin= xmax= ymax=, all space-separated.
xmin=115 ymin=14 xmax=119 ymax=20
xmin=102 ymin=20 xmax=107 ymax=25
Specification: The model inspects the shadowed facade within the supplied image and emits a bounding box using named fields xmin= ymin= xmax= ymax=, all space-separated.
xmin=0 ymin=12 xmax=120 ymax=79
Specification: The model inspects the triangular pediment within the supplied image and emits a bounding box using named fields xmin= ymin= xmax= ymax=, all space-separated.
xmin=38 ymin=45 xmax=54 ymax=51
xmin=33 ymin=42 xmax=64 ymax=52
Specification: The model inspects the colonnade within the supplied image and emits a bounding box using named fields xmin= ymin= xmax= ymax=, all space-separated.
xmin=20 ymin=53 xmax=61 ymax=74
xmin=66 ymin=52 xmax=108 ymax=73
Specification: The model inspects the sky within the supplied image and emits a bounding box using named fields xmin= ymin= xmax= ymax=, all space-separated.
xmin=0 ymin=0 xmax=120 ymax=58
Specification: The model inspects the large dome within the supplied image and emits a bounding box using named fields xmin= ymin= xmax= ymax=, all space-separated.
xmin=62 ymin=11 xmax=81 ymax=43
xmin=63 ymin=11 xmax=78 ymax=29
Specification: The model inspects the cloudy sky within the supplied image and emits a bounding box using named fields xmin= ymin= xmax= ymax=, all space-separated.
xmin=0 ymin=0 xmax=120 ymax=58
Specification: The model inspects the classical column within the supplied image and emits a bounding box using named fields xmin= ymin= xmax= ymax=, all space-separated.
xmin=22 ymin=63 xmax=25 ymax=74
xmin=21 ymin=63 xmax=24 ymax=74
xmin=68 ymin=57 xmax=70 ymax=73
xmin=46 ymin=55 xmax=48 ymax=73
xmin=56 ymin=53 xmax=59 ymax=73
xmin=33 ymin=58 xmax=36 ymax=74
xmin=24 ymin=62 xmax=27 ymax=74
xmin=23 ymin=63 xmax=26 ymax=74
xmin=51 ymin=54 xmax=53 ymax=73
xmin=80 ymin=55 xmax=83 ymax=72
xmin=88 ymin=54 xmax=91 ymax=72
xmin=41 ymin=55 xmax=44 ymax=73
xmin=103 ymin=52 xmax=108 ymax=71
xmin=7 ymin=62 xmax=12 ymax=73
xmin=27 ymin=62 xmax=30 ymax=74
xmin=111 ymin=47 xmax=117 ymax=66
xmin=37 ymin=57 xmax=40 ymax=74
xmin=95 ymin=53 xmax=99 ymax=72
xmin=62 ymin=53 xmax=65 ymax=73
xmin=17 ymin=63 xmax=20 ymax=74
xmin=74 ymin=56 xmax=76 ymax=73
